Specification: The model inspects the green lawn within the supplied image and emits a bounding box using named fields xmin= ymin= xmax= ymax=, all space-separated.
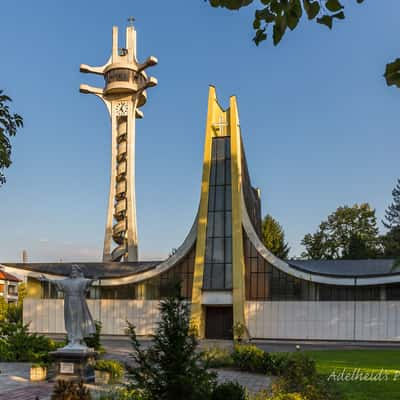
xmin=305 ymin=349 xmax=400 ymax=400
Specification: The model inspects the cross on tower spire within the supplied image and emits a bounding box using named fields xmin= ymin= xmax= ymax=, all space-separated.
xmin=213 ymin=115 xmax=228 ymax=136
xmin=127 ymin=16 xmax=135 ymax=27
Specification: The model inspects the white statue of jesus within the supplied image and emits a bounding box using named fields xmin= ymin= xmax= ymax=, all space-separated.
xmin=40 ymin=264 xmax=98 ymax=350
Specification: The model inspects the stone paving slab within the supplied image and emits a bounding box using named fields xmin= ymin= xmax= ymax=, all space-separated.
xmin=0 ymin=359 xmax=272 ymax=399
xmin=0 ymin=363 xmax=51 ymax=400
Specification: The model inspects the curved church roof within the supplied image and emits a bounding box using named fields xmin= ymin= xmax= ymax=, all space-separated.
xmin=288 ymin=259 xmax=399 ymax=278
xmin=1 ymin=262 xmax=160 ymax=279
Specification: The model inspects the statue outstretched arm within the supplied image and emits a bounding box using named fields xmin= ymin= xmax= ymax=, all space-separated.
xmin=38 ymin=274 xmax=63 ymax=290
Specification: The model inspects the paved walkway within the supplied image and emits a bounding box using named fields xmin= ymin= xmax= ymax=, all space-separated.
xmin=211 ymin=368 xmax=272 ymax=394
xmin=97 ymin=336 xmax=400 ymax=354
xmin=0 ymin=363 xmax=51 ymax=400
xmin=0 ymin=362 xmax=271 ymax=398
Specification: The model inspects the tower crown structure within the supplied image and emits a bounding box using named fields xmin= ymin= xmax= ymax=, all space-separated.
xmin=80 ymin=23 xmax=157 ymax=262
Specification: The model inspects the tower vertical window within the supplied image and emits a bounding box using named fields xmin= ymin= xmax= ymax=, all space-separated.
xmin=203 ymin=136 xmax=232 ymax=290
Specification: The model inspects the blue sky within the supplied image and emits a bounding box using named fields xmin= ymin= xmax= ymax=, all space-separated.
xmin=0 ymin=0 xmax=399 ymax=262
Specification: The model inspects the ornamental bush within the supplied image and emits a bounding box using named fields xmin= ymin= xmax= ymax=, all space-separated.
xmin=251 ymin=390 xmax=304 ymax=400
xmin=94 ymin=359 xmax=124 ymax=383
xmin=98 ymin=388 xmax=145 ymax=400
xmin=202 ymin=346 xmax=234 ymax=368
xmin=84 ymin=320 xmax=103 ymax=351
xmin=232 ymin=344 xmax=272 ymax=373
xmin=211 ymin=381 xmax=247 ymax=400
xmin=51 ymin=380 xmax=91 ymax=400
xmin=270 ymin=353 xmax=344 ymax=400
xmin=0 ymin=321 xmax=59 ymax=362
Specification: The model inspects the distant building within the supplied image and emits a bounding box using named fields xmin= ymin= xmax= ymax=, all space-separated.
xmin=0 ymin=268 xmax=21 ymax=303
xmin=2 ymin=24 xmax=400 ymax=341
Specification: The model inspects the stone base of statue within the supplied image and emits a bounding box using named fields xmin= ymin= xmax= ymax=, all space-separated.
xmin=50 ymin=345 xmax=97 ymax=383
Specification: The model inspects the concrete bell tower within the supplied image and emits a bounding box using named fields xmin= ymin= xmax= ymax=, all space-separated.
xmin=80 ymin=20 xmax=157 ymax=262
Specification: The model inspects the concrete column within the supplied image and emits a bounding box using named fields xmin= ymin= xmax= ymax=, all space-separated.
xmin=103 ymin=111 xmax=118 ymax=261
xmin=125 ymin=99 xmax=138 ymax=261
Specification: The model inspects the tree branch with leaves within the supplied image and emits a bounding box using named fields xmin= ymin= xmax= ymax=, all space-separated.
xmin=0 ymin=90 xmax=23 ymax=186
xmin=208 ymin=1 xmax=400 ymax=88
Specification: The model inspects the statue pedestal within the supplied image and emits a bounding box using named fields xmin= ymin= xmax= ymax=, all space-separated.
xmin=50 ymin=348 xmax=97 ymax=383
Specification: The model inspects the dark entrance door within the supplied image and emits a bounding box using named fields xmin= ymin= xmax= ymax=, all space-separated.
xmin=205 ymin=306 xmax=233 ymax=339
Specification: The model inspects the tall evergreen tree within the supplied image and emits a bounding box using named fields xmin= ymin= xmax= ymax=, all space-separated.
xmin=383 ymin=179 xmax=400 ymax=229
xmin=127 ymin=286 xmax=216 ymax=400
xmin=262 ymin=214 xmax=290 ymax=259
xmin=382 ymin=228 xmax=400 ymax=258
xmin=381 ymin=179 xmax=400 ymax=258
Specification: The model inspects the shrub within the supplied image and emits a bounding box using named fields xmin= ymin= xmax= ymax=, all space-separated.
xmin=84 ymin=320 xmax=103 ymax=352
xmin=212 ymin=381 xmax=247 ymax=400
xmin=98 ymin=387 xmax=145 ymax=400
xmin=202 ymin=346 xmax=234 ymax=368
xmin=232 ymin=344 xmax=272 ymax=373
xmin=127 ymin=284 xmax=216 ymax=400
xmin=233 ymin=322 xmax=246 ymax=342
xmin=269 ymin=353 xmax=344 ymax=400
xmin=51 ymin=380 xmax=91 ymax=400
xmin=0 ymin=321 xmax=58 ymax=362
xmin=274 ymin=353 xmax=316 ymax=390
xmin=6 ymin=303 xmax=22 ymax=323
xmin=0 ymin=297 xmax=8 ymax=321
xmin=251 ymin=390 xmax=304 ymax=400
xmin=94 ymin=359 xmax=124 ymax=383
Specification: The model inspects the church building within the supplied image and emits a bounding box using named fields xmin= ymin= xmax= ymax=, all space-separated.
xmin=2 ymin=24 xmax=400 ymax=341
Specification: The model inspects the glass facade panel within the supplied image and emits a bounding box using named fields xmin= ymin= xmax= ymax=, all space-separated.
xmin=206 ymin=213 xmax=214 ymax=237
xmin=208 ymin=187 xmax=215 ymax=210
xmin=203 ymin=264 xmax=212 ymax=289
xmin=225 ymin=185 xmax=232 ymax=210
xmin=213 ymin=212 xmax=224 ymax=237
xmin=215 ymin=186 xmax=225 ymax=211
xmin=225 ymin=263 xmax=232 ymax=288
xmin=211 ymin=263 xmax=225 ymax=289
xmin=243 ymin=232 xmax=388 ymax=302
xmin=203 ymin=136 xmax=232 ymax=290
xmin=225 ymin=239 xmax=232 ymax=263
xmin=212 ymin=237 xmax=225 ymax=263
xmin=225 ymin=212 xmax=232 ymax=236
xmin=216 ymin=160 xmax=225 ymax=185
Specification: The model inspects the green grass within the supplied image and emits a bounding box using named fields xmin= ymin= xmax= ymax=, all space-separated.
xmin=305 ymin=349 xmax=400 ymax=400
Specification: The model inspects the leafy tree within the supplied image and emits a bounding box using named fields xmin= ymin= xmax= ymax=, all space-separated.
xmin=0 ymin=297 xmax=8 ymax=321
xmin=383 ymin=179 xmax=400 ymax=230
xmin=342 ymin=234 xmax=369 ymax=259
xmin=208 ymin=0 xmax=364 ymax=46
xmin=0 ymin=90 xmax=23 ymax=185
xmin=127 ymin=286 xmax=216 ymax=400
xmin=6 ymin=283 xmax=27 ymax=323
xmin=262 ymin=214 xmax=290 ymax=259
xmin=17 ymin=282 xmax=27 ymax=306
xmin=385 ymin=59 xmax=400 ymax=88
xmin=301 ymin=203 xmax=382 ymax=259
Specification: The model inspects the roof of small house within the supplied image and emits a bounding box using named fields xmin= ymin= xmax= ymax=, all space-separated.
xmin=0 ymin=269 xmax=22 ymax=282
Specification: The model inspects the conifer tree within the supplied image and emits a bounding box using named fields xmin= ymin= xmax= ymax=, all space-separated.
xmin=127 ymin=285 xmax=216 ymax=400
xmin=383 ymin=179 xmax=400 ymax=230
xmin=262 ymin=214 xmax=290 ymax=259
